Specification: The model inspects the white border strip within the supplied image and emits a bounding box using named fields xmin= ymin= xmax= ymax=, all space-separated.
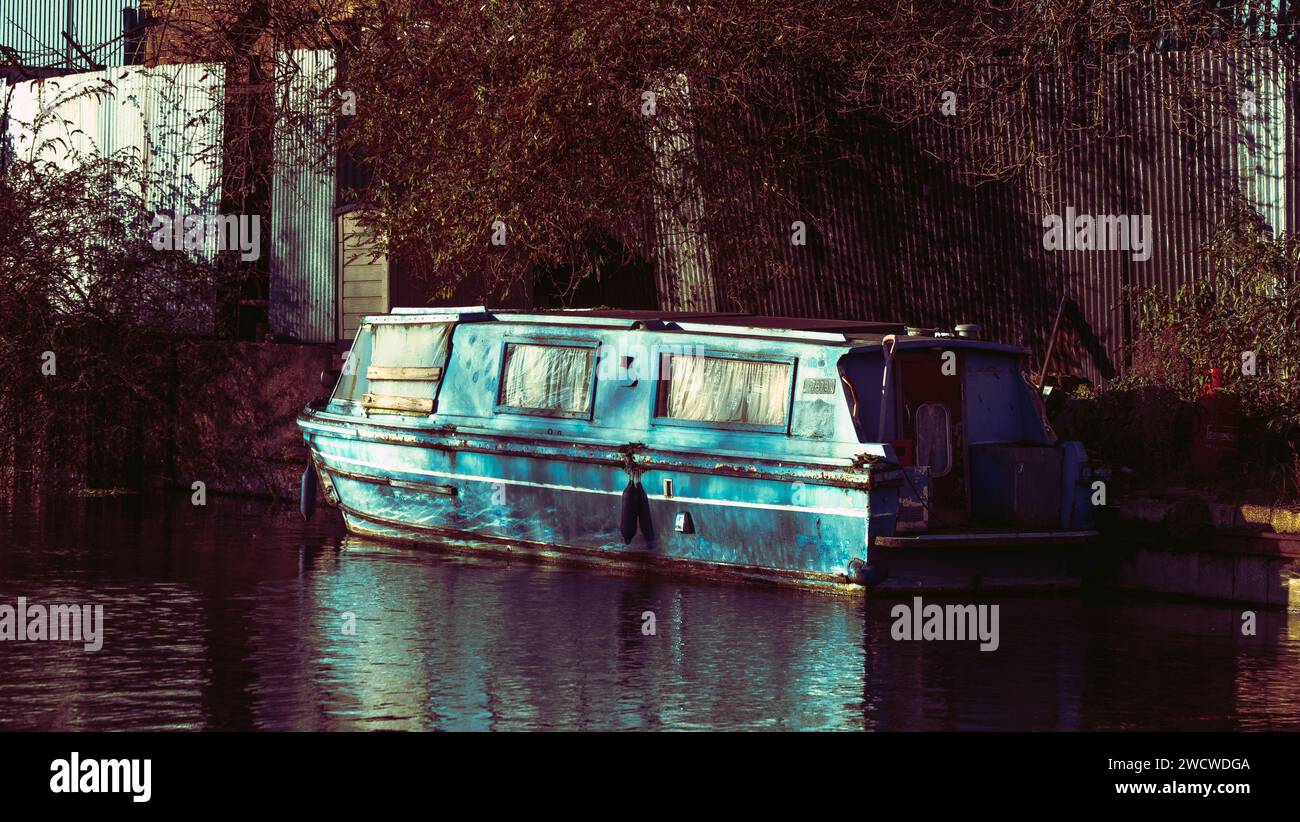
xmin=321 ymin=453 xmax=869 ymax=519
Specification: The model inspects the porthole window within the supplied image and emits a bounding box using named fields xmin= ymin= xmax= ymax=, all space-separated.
xmin=914 ymin=402 xmax=953 ymax=477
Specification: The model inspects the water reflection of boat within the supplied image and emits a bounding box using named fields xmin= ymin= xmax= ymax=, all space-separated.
xmin=298 ymin=308 xmax=1097 ymax=593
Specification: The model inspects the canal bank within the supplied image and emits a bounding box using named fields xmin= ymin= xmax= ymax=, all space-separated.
xmin=0 ymin=339 xmax=332 ymax=502
xmin=166 ymin=340 xmax=333 ymax=501
xmin=1095 ymin=497 xmax=1300 ymax=609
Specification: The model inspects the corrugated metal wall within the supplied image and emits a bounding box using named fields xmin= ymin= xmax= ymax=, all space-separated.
xmin=663 ymin=47 xmax=1293 ymax=385
xmin=7 ymin=48 xmax=341 ymax=344
xmin=647 ymin=73 xmax=718 ymax=311
xmin=4 ymin=62 xmax=224 ymax=215
xmin=4 ymin=62 xmax=225 ymax=330
xmin=0 ymin=0 xmax=138 ymax=69
xmin=268 ymin=49 xmax=337 ymax=343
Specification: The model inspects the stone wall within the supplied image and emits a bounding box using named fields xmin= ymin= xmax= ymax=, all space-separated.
xmin=169 ymin=341 xmax=334 ymax=500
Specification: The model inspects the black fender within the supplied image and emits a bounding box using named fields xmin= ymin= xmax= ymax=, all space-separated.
xmin=619 ymin=479 xmax=639 ymax=543
xmin=635 ymin=480 xmax=654 ymax=541
xmin=301 ymin=465 xmax=319 ymax=521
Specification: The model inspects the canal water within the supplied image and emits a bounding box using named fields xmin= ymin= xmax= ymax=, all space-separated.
xmin=0 ymin=494 xmax=1297 ymax=731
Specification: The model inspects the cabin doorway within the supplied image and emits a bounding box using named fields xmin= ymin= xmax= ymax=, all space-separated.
xmin=336 ymin=208 xmax=390 ymax=341
xmin=896 ymin=351 xmax=966 ymax=526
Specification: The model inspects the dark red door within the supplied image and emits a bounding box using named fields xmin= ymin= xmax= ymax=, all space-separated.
xmin=896 ymin=350 xmax=965 ymax=523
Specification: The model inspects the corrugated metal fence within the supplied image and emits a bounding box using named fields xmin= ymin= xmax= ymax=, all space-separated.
xmin=4 ymin=48 xmax=340 ymax=343
xmin=268 ymin=49 xmax=337 ymax=343
xmin=661 ymin=47 xmax=1293 ymax=384
xmin=0 ymin=0 xmax=138 ymax=69
xmin=3 ymin=61 xmax=225 ymax=331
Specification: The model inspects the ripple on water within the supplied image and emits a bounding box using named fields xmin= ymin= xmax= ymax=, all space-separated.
xmin=0 ymin=495 xmax=1297 ymax=730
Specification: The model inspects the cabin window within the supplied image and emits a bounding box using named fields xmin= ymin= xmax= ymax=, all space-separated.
xmin=330 ymin=321 xmax=452 ymax=416
xmin=658 ymin=354 xmax=791 ymax=428
xmin=914 ymin=402 xmax=953 ymax=477
xmin=498 ymin=342 xmax=595 ymax=416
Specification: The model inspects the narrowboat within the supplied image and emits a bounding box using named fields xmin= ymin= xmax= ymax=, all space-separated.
xmin=297 ymin=308 xmax=1098 ymax=593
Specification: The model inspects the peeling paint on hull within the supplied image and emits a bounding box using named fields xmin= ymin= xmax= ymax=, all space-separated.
xmin=306 ymin=423 xmax=877 ymax=585
xmin=336 ymin=502 xmax=1086 ymax=596
xmin=336 ymin=503 xmax=866 ymax=596
xmin=303 ymin=420 xmax=1085 ymax=595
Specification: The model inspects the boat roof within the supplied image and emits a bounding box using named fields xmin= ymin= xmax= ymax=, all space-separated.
xmin=379 ymin=306 xmax=902 ymax=341
xmin=496 ymin=308 xmax=903 ymax=333
xmin=375 ymin=306 xmax=1017 ymax=350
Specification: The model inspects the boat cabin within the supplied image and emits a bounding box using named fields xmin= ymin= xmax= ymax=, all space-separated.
xmin=321 ymin=307 xmax=1077 ymax=533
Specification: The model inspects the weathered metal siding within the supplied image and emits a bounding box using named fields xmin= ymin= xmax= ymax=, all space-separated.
xmin=0 ymin=0 xmax=138 ymax=69
xmin=4 ymin=62 xmax=225 ymax=330
xmin=660 ymin=47 xmax=1292 ymax=385
xmin=139 ymin=62 xmax=226 ymax=248
xmin=4 ymin=62 xmax=223 ymax=207
xmin=269 ymin=49 xmax=337 ymax=343
xmin=647 ymin=73 xmax=718 ymax=312
xmin=7 ymin=50 xmax=341 ymax=344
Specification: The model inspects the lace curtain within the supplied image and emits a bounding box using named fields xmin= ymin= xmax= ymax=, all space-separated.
xmin=665 ymin=355 xmax=790 ymax=426
xmin=501 ymin=344 xmax=594 ymax=413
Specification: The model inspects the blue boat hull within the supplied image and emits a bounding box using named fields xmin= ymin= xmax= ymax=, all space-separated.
xmin=300 ymin=410 xmax=1090 ymax=593
xmin=301 ymin=411 xmax=897 ymax=592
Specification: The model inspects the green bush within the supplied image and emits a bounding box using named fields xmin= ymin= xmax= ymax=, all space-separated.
xmin=1052 ymin=386 xmax=1196 ymax=478
xmin=0 ymin=156 xmax=219 ymax=494
xmin=1102 ymin=205 xmax=1300 ymax=498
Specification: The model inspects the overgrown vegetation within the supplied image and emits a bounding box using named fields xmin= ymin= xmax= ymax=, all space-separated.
xmin=1055 ymin=206 xmax=1300 ymax=501
xmin=6 ymin=1 xmax=1300 ymax=500
xmin=141 ymin=1 xmax=1287 ymax=304
xmin=0 ymin=154 xmax=217 ymax=494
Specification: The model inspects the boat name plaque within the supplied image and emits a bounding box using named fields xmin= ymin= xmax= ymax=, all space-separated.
xmin=802 ymin=377 xmax=837 ymax=395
